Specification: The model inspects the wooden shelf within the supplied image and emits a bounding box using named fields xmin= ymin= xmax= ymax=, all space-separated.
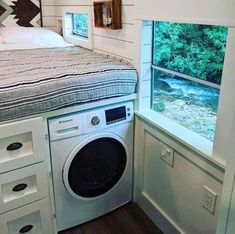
xmin=93 ymin=0 xmax=122 ymax=30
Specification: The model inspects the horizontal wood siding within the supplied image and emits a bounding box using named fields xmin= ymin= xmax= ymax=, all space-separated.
xmin=41 ymin=0 xmax=136 ymax=63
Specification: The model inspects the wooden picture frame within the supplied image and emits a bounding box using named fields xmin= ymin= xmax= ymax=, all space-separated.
xmin=93 ymin=0 xmax=122 ymax=30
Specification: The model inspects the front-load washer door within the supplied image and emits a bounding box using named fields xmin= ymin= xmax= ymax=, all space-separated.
xmin=63 ymin=133 xmax=128 ymax=199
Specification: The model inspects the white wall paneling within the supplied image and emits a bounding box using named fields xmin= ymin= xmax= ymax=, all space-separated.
xmin=134 ymin=116 xmax=224 ymax=234
xmin=215 ymin=28 xmax=235 ymax=234
xmin=93 ymin=24 xmax=136 ymax=43
xmin=135 ymin=0 xmax=235 ymax=26
xmin=41 ymin=0 xmax=57 ymax=31
xmin=42 ymin=17 xmax=57 ymax=28
xmin=41 ymin=0 xmax=136 ymax=62
xmin=213 ymin=27 xmax=235 ymax=164
xmin=93 ymin=35 xmax=135 ymax=60
xmin=41 ymin=5 xmax=56 ymax=16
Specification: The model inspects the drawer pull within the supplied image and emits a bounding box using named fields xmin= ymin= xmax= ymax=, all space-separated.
xmin=7 ymin=142 xmax=23 ymax=151
xmin=19 ymin=224 xmax=33 ymax=233
xmin=12 ymin=183 xmax=27 ymax=192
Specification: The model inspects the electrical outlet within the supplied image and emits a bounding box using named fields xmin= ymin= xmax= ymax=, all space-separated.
xmin=203 ymin=186 xmax=217 ymax=214
xmin=160 ymin=145 xmax=174 ymax=167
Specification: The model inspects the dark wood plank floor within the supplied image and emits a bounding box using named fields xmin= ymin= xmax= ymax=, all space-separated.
xmin=59 ymin=202 xmax=163 ymax=234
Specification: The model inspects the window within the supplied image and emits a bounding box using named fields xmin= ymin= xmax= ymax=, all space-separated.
xmin=63 ymin=7 xmax=92 ymax=49
xmin=72 ymin=13 xmax=88 ymax=38
xmin=152 ymin=22 xmax=228 ymax=142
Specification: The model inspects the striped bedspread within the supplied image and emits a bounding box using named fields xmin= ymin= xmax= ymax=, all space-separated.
xmin=0 ymin=47 xmax=137 ymax=122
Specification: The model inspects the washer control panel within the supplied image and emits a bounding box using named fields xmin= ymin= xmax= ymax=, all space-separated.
xmin=105 ymin=106 xmax=127 ymax=125
xmin=49 ymin=101 xmax=134 ymax=141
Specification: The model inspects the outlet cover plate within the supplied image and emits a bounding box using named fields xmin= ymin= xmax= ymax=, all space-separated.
xmin=203 ymin=185 xmax=217 ymax=215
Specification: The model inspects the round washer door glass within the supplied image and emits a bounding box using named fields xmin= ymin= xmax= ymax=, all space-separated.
xmin=67 ymin=137 xmax=127 ymax=198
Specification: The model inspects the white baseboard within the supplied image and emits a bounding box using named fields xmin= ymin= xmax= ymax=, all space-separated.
xmin=135 ymin=191 xmax=184 ymax=234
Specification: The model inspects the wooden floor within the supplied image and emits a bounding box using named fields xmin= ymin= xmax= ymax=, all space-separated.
xmin=59 ymin=202 xmax=163 ymax=234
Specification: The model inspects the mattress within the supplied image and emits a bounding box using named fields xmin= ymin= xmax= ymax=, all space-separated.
xmin=0 ymin=47 xmax=137 ymax=122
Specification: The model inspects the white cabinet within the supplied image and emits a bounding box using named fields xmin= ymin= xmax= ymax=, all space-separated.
xmin=0 ymin=117 xmax=54 ymax=234
xmin=0 ymin=118 xmax=45 ymax=174
xmin=0 ymin=161 xmax=49 ymax=214
xmin=0 ymin=198 xmax=53 ymax=234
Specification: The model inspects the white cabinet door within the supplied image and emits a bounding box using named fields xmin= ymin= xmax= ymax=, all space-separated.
xmin=0 ymin=117 xmax=46 ymax=173
xmin=0 ymin=198 xmax=54 ymax=234
xmin=0 ymin=161 xmax=49 ymax=214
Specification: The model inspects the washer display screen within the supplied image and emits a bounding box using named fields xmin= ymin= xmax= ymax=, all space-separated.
xmin=105 ymin=106 xmax=126 ymax=124
xmin=67 ymin=137 xmax=127 ymax=198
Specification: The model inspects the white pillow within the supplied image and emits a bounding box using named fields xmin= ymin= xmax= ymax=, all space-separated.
xmin=0 ymin=26 xmax=65 ymax=45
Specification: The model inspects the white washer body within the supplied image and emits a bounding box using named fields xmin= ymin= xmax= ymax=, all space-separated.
xmin=49 ymin=102 xmax=134 ymax=231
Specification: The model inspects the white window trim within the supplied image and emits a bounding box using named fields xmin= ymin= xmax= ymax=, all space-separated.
xmin=136 ymin=20 xmax=235 ymax=166
xmin=62 ymin=6 xmax=93 ymax=50
xmin=135 ymin=109 xmax=222 ymax=164
xmin=215 ymin=27 xmax=235 ymax=234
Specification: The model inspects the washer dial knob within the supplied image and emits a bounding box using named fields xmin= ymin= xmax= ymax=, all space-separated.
xmin=91 ymin=116 xmax=100 ymax=126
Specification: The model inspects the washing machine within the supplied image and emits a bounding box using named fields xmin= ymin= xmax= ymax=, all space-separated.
xmin=48 ymin=101 xmax=134 ymax=231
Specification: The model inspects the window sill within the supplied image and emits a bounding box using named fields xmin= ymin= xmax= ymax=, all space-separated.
xmin=64 ymin=34 xmax=92 ymax=50
xmin=135 ymin=109 xmax=225 ymax=169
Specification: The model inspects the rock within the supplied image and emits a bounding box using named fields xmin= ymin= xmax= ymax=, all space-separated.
xmin=154 ymin=79 xmax=173 ymax=92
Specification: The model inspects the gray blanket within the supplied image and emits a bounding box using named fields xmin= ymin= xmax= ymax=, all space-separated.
xmin=0 ymin=47 xmax=137 ymax=122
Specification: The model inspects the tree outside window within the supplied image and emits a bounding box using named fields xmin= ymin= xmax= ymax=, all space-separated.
xmin=152 ymin=22 xmax=228 ymax=142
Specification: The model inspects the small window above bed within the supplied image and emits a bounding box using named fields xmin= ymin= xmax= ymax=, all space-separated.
xmin=63 ymin=7 xmax=92 ymax=49
xmin=72 ymin=13 xmax=88 ymax=38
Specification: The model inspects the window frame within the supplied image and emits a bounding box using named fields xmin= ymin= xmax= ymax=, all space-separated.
xmin=151 ymin=65 xmax=221 ymax=90
xmin=136 ymin=20 xmax=235 ymax=166
xmin=63 ymin=6 xmax=93 ymax=49
xmin=150 ymin=22 xmax=226 ymax=143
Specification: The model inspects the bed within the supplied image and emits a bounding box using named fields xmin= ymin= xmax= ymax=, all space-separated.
xmin=0 ymin=27 xmax=137 ymax=122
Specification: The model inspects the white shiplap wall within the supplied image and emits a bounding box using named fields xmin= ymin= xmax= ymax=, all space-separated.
xmin=41 ymin=0 xmax=136 ymax=63
xmin=135 ymin=0 xmax=235 ymax=27
xmin=41 ymin=0 xmax=57 ymax=31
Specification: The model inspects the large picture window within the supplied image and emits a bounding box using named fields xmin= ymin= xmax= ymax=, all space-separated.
xmin=152 ymin=22 xmax=228 ymax=142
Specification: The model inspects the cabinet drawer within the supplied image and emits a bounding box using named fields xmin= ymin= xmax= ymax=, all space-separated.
xmin=0 ymin=197 xmax=54 ymax=234
xmin=0 ymin=117 xmax=46 ymax=173
xmin=0 ymin=162 xmax=49 ymax=214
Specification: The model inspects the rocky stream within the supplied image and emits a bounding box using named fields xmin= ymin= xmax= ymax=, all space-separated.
xmin=153 ymin=77 xmax=220 ymax=142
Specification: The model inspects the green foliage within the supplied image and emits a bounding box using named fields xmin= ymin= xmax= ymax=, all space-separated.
xmin=153 ymin=22 xmax=228 ymax=85
xmin=73 ymin=13 xmax=88 ymax=34
xmin=153 ymin=102 xmax=165 ymax=112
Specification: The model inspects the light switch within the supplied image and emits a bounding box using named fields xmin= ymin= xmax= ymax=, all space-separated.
xmin=160 ymin=144 xmax=174 ymax=167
